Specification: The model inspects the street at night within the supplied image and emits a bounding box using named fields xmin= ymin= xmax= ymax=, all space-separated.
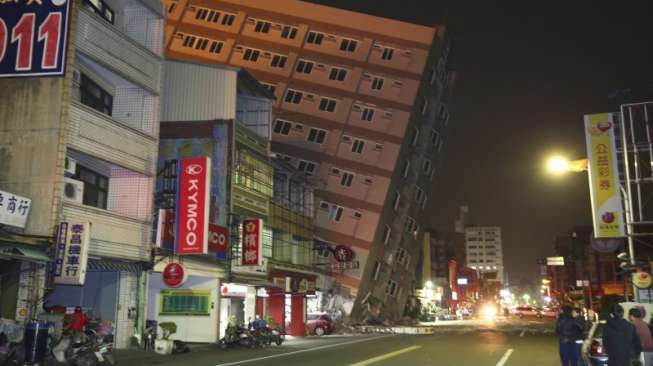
xmin=116 ymin=319 xmax=559 ymax=366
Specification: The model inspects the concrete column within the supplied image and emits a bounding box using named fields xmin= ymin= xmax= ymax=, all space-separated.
xmin=289 ymin=294 xmax=306 ymax=336
xmin=268 ymin=290 xmax=285 ymax=332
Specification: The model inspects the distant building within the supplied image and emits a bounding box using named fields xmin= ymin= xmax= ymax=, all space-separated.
xmin=465 ymin=227 xmax=504 ymax=283
xmin=160 ymin=0 xmax=455 ymax=320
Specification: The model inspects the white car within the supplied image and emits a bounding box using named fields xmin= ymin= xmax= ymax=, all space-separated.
xmin=513 ymin=305 xmax=539 ymax=318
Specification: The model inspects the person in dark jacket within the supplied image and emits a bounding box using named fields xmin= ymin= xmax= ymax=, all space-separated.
xmin=557 ymin=305 xmax=584 ymax=366
xmin=603 ymin=304 xmax=642 ymax=366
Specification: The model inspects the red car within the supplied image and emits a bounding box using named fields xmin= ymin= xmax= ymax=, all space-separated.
xmin=307 ymin=314 xmax=333 ymax=336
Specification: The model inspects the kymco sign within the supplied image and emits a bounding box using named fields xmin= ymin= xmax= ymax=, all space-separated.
xmin=175 ymin=157 xmax=211 ymax=255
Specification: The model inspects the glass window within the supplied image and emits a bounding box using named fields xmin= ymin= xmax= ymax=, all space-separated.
xmin=284 ymin=89 xmax=303 ymax=104
xmin=273 ymin=119 xmax=292 ymax=135
xmin=318 ymin=98 xmax=337 ymax=112
xmin=295 ymin=60 xmax=314 ymax=74
xmin=270 ymin=55 xmax=287 ymax=68
xmin=254 ymin=20 xmax=272 ymax=33
xmin=79 ymin=73 xmax=113 ymax=116
xmin=381 ymin=47 xmax=394 ymax=60
xmin=75 ymin=165 xmax=108 ymax=209
xmin=329 ymin=67 xmax=348 ymax=81
xmin=340 ymin=38 xmax=357 ymax=52
xmin=307 ymin=128 xmax=327 ymax=144
xmin=243 ymin=48 xmax=260 ymax=61
xmin=361 ymin=107 xmax=375 ymax=122
xmin=281 ymin=25 xmax=298 ymax=39
xmin=371 ymin=77 xmax=384 ymax=90
xmin=351 ymin=139 xmax=365 ymax=154
xmin=306 ymin=31 xmax=324 ymax=45
xmin=340 ymin=172 xmax=354 ymax=187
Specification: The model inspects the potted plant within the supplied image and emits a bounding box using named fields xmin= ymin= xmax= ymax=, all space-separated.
xmin=154 ymin=322 xmax=177 ymax=355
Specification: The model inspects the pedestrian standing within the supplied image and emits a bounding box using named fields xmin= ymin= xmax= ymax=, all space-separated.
xmin=629 ymin=307 xmax=653 ymax=365
xmin=603 ymin=304 xmax=642 ymax=366
xmin=557 ymin=305 xmax=584 ymax=366
xmin=572 ymin=308 xmax=587 ymax=365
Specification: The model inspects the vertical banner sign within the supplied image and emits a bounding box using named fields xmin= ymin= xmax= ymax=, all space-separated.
xmin=0 ymin=0 xmax=72 ymax=78
xmin=155 ymin=209 xmax=175 ymax=250
xmin=54 ymin=222 xmax=90 ymax=285
xmin=208 ymin=223 xmax=229 ymax=260
xmin=585 ymin=113 xmax=625 ymax=238
xmin=176 ymin=157 xmax=211 ymax=255
xmin=242 ymin=218 xmax=262 ymax=266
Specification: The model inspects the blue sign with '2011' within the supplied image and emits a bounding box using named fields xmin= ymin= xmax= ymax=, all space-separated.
xmin=0 ymin=0 xmax=72 ymax=78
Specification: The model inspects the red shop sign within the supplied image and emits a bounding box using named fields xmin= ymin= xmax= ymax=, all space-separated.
xmin=162 ymin=262 xmax=186 ymax=288
xmin=175 ymin=157 xmax=211 ymax=255
xmin=241 ymin=218 xmax=262 ymax=266
xmin=209 ymin=223 xmax=229 ymax=259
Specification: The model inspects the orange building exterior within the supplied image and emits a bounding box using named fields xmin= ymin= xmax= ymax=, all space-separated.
xmin=161 ymin=0 xmax=455 ymax=320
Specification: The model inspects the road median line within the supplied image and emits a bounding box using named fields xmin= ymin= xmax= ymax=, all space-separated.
xmin=214 ymin=335 xmax=394 ymax=366
xmin=496 ymin=349 xmax=514 ymax=366
xmin=348 ymin=345 xmax=422 ymax=366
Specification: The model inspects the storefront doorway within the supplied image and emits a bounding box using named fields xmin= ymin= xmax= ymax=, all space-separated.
xmin=0 ymin=259 xmax=20 ymax=319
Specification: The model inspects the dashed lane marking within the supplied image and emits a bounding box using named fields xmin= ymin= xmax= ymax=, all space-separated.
xmin=348 ymin=345 xmax=422 ymax=366
xmin=496 ymin=349 xmax=514 ymax=366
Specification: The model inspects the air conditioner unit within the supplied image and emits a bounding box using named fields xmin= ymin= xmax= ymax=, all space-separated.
xmin=64 ymin=157 xmax=76 ymax=175
xmin=63 ymin=177 xmax=84 ymax=204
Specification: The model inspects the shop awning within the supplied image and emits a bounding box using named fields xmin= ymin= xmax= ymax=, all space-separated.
xmin=0 ymin=241 xmax=51 ymax=263
xmin=87 ymin=259 xmax=146 ymax=272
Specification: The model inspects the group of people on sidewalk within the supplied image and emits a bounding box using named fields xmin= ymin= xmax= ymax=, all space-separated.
xmin=557 ymin=304 xmax=653 ymax=366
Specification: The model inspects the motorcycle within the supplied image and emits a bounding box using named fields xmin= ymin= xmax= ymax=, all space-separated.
xmin=254 ymin=327 xmax=283 ymax=346
xmin=48 ymin=329 xmax=114 ymax=366
xmin=218 ymin=324 xmax=256 ymax=349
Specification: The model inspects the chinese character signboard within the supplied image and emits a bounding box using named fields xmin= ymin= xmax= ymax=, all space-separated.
xmin=546 ymin=256 xmax=565 ymax=266
xmin=155 ymin=209 xmax=175 ymax=250
xmin=54 ymin=222 xmax=90 ymax=285
xmin=585 ymin=113 xmax=625 ymax=238
xmin=0 ymin=190 xmax=31 ymax=228
xmin=0 ymin=0 xmax=72 ymax=78
xmin=175 ymin=157 xmax=211 ymax=255
xmin=162 ymin=262 xmax=186 ymax=288
xmin=241 ymin=218 xmax=262 ymax=266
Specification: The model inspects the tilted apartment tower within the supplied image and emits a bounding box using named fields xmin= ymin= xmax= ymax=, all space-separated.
xmin=161 ymin=0 xmax=454 ymax=319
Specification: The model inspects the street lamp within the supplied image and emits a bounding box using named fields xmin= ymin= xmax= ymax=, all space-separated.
xmin=544 ymin=154 xmax=639 ymax=301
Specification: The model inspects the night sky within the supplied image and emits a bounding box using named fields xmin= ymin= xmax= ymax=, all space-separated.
xmin=307 ymin=0 xmax=653 ymax=284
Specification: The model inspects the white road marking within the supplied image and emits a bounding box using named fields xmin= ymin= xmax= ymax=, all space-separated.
xmin=348 ymin=345 xmax=422 ymax=366
xmin=214 ymin=335 xmax=394 ymax=366
xmin=496 ymin=349 xmax=514 ymax=366
xmin=519 ymin=330 xmax=526 ymax=337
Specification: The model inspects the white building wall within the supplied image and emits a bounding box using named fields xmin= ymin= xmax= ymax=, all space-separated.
xmin=465 ymin=226 xmax=504 ymax=282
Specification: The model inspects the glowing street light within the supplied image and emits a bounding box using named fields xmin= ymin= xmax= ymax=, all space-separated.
xmin=546 ymin=156 xmax=570 ymax=175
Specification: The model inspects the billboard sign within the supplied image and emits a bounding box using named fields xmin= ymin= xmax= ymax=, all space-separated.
xmin=0 ymin=0 xmax=72 ymax=78
xmin=208 ymin=223 xmax=229 ymax=259
xmin=585 ymin=113 xmax=625 ymax=238
xmin=546 ymin=256 xmax=565 ymax=266
xmin=241 ymin=218 xmax=262 ymax=266
xmin=54 ymin=222 xmax=90 ymax=285
xmin=0 ymin=190 xmax=31 ymax=228
xmin=162 ymin=262 xmax=186 ymax=288
xmin=175 ymin=157 xmax=211 ymax=255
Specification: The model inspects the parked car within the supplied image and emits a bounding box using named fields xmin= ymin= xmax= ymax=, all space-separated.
xmin=583 ymin=321 xmax=607 ymax=366
xmin=513 ymin=306 xmax=539 ymax=318
xmin=537 ymin=307 xmax=559 ymax=319
xmin=306 ymin=314 xmax=333 ymax=336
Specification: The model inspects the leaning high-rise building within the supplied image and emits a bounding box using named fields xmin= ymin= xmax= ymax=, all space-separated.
xmin=161 ymin=0 xmax=455 ymax=319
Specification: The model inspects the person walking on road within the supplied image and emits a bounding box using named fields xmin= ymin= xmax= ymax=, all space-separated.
xmin=557 ymin=305 xmax=584 ymax=366
xmin=603 ymin=304 xmax=642 ymax=366
xmin=629 ymin=307 xmax=653 ymax=365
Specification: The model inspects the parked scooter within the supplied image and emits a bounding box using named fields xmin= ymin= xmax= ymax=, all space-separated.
xmin=218 ymin=323 xmax=256 ymax=349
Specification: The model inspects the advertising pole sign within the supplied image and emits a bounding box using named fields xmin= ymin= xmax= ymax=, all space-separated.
xmin=242 ymin=218 xmax=262 ymax=266
xmin=208 ymin=223 xmax=229 ymax=259
xmin=54 ymin=222 xmax=90 ymax=285
xmin=162 ymin=262 xmax=186 ymax=288
xmin=175 ymin=157 xmax=211 ymax=255
xmin=585 ymin=113 xmax=625 ymax=238
xmin=0 ymin=190 xmax=31 ymax=228
xmin=0 ymin=0 xmax=72 ymax=78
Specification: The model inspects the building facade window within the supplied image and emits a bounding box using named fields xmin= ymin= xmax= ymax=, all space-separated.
xmin=307 ymin=128 xmax=327 ymax=144
xmin=404 ymin=216 xmax=416 ymax=233
xmin=340 ymin=172 xmax=354 ymax=187
xmin=254 ymin=20 xmax=271 ymax=33
xmin=243 ymin=48 xmax=260 ymax=61
xmin=329 ymin=67 xmax=348 ymax=81
xmin=281 ymin=25 xmax=298 ymax=39
xmin=209 ymin=41 xmax=224 ymax=54
xmin=415 ymin=187 xmax=425 ymax=204
xmin=297 ymin=160 xmax=317 ymax=176
xmin=306 ymin=31 xmax=324 ymax=45
xmin=270 ymin=54 xmax=287 ymax=68
xmin=85 ymin=0 xmax=114 ymax=24
xmin=329 ymin=205 xmax=344 ymax=222
xmin=351 ymin=139 xmax=365 ymax=153
xmin=261 ymin=82 xmax=276 ymax=95
xmin=75 ymin=165 xmax=108 ymax=209
xmin=371 ymin=77 xmax=384 ymax=90
xmin=422 ymin=159 xmax=432 ymax=174
xmin=401 ymin=159 xmax=410 ymax=178
xmin=392 ymin=191 xmax=400 ymax=211
xmin=372 ymin=261 xmax=382 ymax=280
xmin=340 ymin=38 xmax=358 ymax=52
xmin=284 ymin=89 xmax=303 ymax=104
xmin=430 ymin=129 xmax=440 ymax=146
xmin=361 ymin=107 xmax=375 ymax=122
xmin=420 ymin=97 xmax=428 ymax=115
xmin=222 ymin=13 xmax=235 ymax=26
xmin=410 ymin=127 xmax=419 ymax=146
xmin=318 ymin=97 xmax=337 ymax=112
xmin=80 ymin=73 xmax=113 ymax=116
xmin=381 ymin=47 xmax=394 ymax=60
xmin=273 ymin=119 xmax=292 ymax=135
xmin=386 ymin=279 xmax=398 ymax=297
xmin=295 ymin=59 xmax=314 ymax=74
xmin=383 ymin=225 xmax=391 ymax=245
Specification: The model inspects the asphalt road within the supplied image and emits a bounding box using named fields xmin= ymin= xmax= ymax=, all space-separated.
xmin=117 ymin=319 xmax=561 ymax=366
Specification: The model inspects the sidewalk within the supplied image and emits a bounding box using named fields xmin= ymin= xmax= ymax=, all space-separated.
xmin=114 ymin=343 xmax=216 ymax=364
